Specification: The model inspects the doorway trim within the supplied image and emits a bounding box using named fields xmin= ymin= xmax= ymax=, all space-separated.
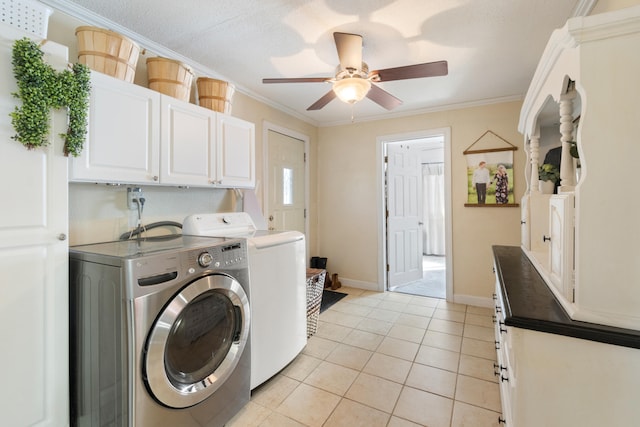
xmin=376 ymin=127 xmax=453 ymax=300
xmin=262 ymin=121 xmax=310 ymax=242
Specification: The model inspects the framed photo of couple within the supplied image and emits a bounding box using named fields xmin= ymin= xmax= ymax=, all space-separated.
xmin=464 ymin=131 xmax=518 ymax=207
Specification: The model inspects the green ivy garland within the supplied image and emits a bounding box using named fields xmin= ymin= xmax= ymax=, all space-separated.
xmin=10 ymin=38 xmax=91 ymax=157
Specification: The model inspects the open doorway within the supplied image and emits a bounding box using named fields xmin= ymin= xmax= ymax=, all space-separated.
xmin=377 ymin=128 xmax=452 ymax=300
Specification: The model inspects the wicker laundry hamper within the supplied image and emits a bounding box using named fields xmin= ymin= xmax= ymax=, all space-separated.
xmin=306 ymin=268 xmax=326 ymax=337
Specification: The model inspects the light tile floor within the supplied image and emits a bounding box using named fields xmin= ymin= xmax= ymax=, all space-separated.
xmin=227 ymin=287 xmax=502 ymax=427
xmin=392 ymin=256 xmax=446 ymax=299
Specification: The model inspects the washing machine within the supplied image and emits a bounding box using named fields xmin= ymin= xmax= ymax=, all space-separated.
xmin=69 ymin=235 xmax=251 ymax=427
xmin=183 ymin=212 xmax=307 ymax=390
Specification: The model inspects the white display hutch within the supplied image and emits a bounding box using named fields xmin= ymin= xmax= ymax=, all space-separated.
xmin=519 ymin=5 xmax=640 ymax=331
xmin=492 ymin=7 xmax=640 ymax=426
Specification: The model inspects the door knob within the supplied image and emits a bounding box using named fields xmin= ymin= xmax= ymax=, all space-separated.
xmin=269 ymin=215 xmax=274 ymax=221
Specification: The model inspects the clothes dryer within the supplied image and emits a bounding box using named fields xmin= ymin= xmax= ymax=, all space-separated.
xmin=183 ymin=213 xmax=306 ymax=389
xmin=69 ymin=235 xmax=250 ymax=427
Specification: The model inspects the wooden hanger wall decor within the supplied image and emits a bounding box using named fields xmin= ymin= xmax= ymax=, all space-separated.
xmin=464 ymin=130 xmax=519 ymax=207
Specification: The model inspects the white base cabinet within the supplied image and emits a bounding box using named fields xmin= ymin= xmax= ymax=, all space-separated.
xmin=493 ymin=247 xmax=640 ymax=427
xmin=71 ymin=72 xmax=255 ymax=188
xmin=0 ymin=23 xmax=69 ymax=427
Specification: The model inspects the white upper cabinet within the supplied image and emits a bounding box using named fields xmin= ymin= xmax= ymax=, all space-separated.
xmin=69 ymin=71 xmax=161 ymax=184
xmin=70 ymin=72 xmax=255 ymax=188
xmin=217 ymin=114 xmax=255 ymax=188
xmin=160 ymin=96 xmax=216 ymax=186
xmin=519 ymin=6 xmax=640 ymax=330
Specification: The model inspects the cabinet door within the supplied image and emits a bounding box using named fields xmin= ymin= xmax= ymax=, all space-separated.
xmin=160 ymin=96 xmax=216 ymax=186
xmin=217 ymin=114 xmax=255 ymax=188
xmin=520 ymin=194 xmax=530 ymax=250
xmin=549 ymin=194 xmax=574 ymax=301
xmin=69 ymin=72 xmax=160 ymax=184
xmin=0 ymin=29 xmax=69 ymax=426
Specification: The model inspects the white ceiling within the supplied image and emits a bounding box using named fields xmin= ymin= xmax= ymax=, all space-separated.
xmin=45 ymin=0 xmax=591 ymax=126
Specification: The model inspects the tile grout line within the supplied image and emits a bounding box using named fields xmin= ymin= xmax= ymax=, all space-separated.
xmin=254 ymin=289 xmax=499 ymax=427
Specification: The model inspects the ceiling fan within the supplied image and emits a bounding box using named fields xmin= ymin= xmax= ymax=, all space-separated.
xmin=263 ymin=32 xmax=448 ymax=111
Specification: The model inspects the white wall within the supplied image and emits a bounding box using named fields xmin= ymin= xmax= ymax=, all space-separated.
xmin=68 ymin=184 xmax=236 ymax=245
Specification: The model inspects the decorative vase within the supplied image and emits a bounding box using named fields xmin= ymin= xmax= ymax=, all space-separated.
xmin=539 ymin=180 xmax=555 ymax=194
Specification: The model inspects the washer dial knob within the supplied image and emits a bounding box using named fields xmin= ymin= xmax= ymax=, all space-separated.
xmin=197 ymin=252 xmax=213 ymax=267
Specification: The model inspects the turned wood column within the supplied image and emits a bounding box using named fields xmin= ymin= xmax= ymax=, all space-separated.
xmin=559 ymin=91 xmax=577 ymax=188
xmin=530 ymin=134 xmax=541 ymax=193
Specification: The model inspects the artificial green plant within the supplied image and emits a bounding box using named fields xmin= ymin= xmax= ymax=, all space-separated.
xmin=10 ymin=38 xmax=91 ymax=157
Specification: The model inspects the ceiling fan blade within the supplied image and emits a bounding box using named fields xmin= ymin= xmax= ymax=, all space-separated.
xmin=334 ymin=32 xmax=363 ymax=71
xmin=367 ymin=84 xmax=403 ymax=110
xmin=371 ymin=60 xmax=448 ymax=82
xmin=307 ymin=90 xmax=336 ymax=110
xmin=263 ymin=77 xmax=330 ymax=84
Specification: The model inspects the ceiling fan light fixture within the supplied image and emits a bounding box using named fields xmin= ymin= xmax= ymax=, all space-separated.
xmin=332 ymin=77 xmax=371 ymax=104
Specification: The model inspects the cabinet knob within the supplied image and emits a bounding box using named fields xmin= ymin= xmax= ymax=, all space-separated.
xmin=520 ymin=220 xmax=526 ymax=225
xmin=543 ymin=235 xmax=551 ymax=242
xmin=498 ymin=416 xmax=507 ymax=424
xmin=153 ymin=175 xmax=159 ymax=181
xmin=495 ymin=340 xmax=500 ymax=350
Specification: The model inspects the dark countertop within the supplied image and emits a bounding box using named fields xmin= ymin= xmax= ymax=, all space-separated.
xmin=492 ymin=245 xmax=640 ymax=349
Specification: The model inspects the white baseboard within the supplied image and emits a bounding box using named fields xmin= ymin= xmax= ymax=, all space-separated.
xmin=338 ymin=277 xmax=381 ymax=292
xmin=453 ymin=294 xmax=493 ymax=308
xmin=334 ymin=278 xmax=495 ymax=309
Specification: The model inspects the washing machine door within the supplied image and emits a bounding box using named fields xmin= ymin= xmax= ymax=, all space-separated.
xmin=144 ymin=273 xmax=250 ymax=409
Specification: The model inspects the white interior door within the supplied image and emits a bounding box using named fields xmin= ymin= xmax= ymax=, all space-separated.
xmin=267 ymin=130 xmax=305 ymax=233
xmin=387 ymin=142 xmax=423 ymax=287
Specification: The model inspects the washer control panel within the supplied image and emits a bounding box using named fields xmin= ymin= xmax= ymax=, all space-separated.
xmin=197 ymin=239 xmax=247 ymax=269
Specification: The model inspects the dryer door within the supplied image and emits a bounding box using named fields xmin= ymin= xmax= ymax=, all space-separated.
xmin=144 ymin=273 xmax=250 ymax=408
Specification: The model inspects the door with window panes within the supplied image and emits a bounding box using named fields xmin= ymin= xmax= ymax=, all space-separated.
xmin=267 ymin=130 xmax=305 ymax=233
